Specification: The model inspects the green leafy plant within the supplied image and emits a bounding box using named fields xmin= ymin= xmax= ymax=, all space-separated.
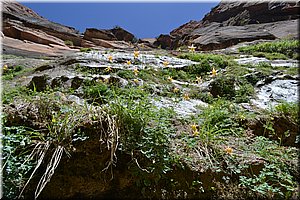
xmin=2 ymin=65 xmax=26 ymax=80
xmin=274 ymin=101 xmax=298 ymax=123
xmin=238 ymin=39 xmax=299 ymax=59
xmin=2 ymin=126 xmax=42 ymax=199
xmin=239 ymin=163 xmax=296 ymax=199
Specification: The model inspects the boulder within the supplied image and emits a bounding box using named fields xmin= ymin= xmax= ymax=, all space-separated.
xmin=138 ymin=38 xmax=156 ymax=48
xmin=153 ymin=34 xmax=175 ymax=49
xmin=83 ymin=28 xmax=117 ymax=41
xmin=111 ymin=27 xmax=135 ymax=42
xmin=28 ymin=75 xmax=51 ymax=92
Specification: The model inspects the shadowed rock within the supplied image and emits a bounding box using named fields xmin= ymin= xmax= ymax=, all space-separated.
xmin=169 ymin=1 xmax=299 ymax=50
xmin=27 ymin=75 xmax=51 ymax=92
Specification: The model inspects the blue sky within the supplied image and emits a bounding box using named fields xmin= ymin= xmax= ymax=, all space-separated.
xmin=22 ymin=2 xmax=219 ymax=39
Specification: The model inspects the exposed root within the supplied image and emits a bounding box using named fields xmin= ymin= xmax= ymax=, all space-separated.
xmin=34 ymin=145 xmax=64 ymax=199
xmin=18 ymin=141 xmax=50 ymax=199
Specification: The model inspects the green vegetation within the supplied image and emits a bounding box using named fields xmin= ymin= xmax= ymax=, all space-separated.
xmin=109 ymin=93 xmax=177 ymax=197
xmin=2 ymin=126 xmax=41 ymax=199
xmin=2 ymin=65 xmax=28 ymax=80
xmin=252 ymin=51 xmax=289 ymax=60
xmin=238 ymin=39 xmax=299 ymax=60
xmin=239 ymin=136 xmax=298 ymax=199
xmin=80 ymin=47 xmax=92 ymax=52
xmin=195 ymin=99 xmax=245 ymax=138
xmin=273 ymin=101 xmax=299 ymax=123
xmin=2 ymin=45 xmax=298 ymax=199
xmin=179 ymin=53 xmax=235 ymax=72
xmin=64 ymin=40 xmax=74 ymax=46
xmin=2 ymin=85 xmax=31 ymax=104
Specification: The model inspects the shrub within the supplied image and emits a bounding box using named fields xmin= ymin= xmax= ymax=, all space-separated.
xmin=64 ymin=40 xmax=74 ymax=46
xmin=209 ymin=75 xmax=236 ymax=99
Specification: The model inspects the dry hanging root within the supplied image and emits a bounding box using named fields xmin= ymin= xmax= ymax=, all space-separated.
xmin=101 ymin=111 xmax=119 ymax=181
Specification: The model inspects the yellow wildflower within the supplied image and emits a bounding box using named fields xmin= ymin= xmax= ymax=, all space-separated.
xmin=196 ymin=76 xmax=202 ymax=84
xmin=52 ymin=117 xmax=57 ymax=123
xmin=133 ymin=68 xmax=139 ymax=76
xmin=188 ymin=44 xmax=196 ymax=52
xmin=133 ymin=79 xmax=139 ymax=84
xmin=108 ymin=55 xmax=113 ymax=62
xmin=163 ymin=61 xmax=169 ymax=67
xmin=193 ymin=130 xmax=199 ymax=136
xmin=173 ymin=87 xmax=179 ymax=93
xmin=167 ymin=76 xmax=173 ymax=82
xmin=126 ymin=60 xmax=131 ymax=65
xmin=3 ymin=64 xmax=8 ymax=71
xmin=133 ymin=51 xmax=139 ymax=58
xmin=225 ymin=147 xmax=233 ymax=155
xmin=183 ymin=93 xmax=190 ymax=100
xmin=105 ymin=66 xmax=112 ymax=72
xmin=140 ymin=43 xmax=145 ymax=48
xmin=239 ymin=114 xmax=246 ymax=121
xmin=103 ymin=78 xmax=109 ymax=83
xmin=191 ymin=124 xmax=198 ymax=132
xmin=211 ymin=67 xmax=217 ymax=77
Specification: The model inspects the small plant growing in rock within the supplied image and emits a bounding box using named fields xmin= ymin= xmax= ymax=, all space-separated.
xmin=80 ymin=48 xmax=92 ymax=52
xmin=64 ymin=40 xmax=74 ymax=46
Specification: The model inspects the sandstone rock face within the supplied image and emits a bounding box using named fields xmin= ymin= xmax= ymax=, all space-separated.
xmin=3 ymin=21 xmax=66 ymax=46
xmin=189 ymin=22 xmax=277 ymax=51
xmin=2 ymin=1 xmax=138 ymax=57
xmin=201 ymin=1 xmax=299 ymax=26
xmin=2 ymin=1 xmax=81 ymax=56
xmin=2 ymin=1 xmax=43 ymax=19
xmin=89 ymin=39 xmax=132 ymax=49
xmin=2 ymin=2 xmax=81 ymax=42
xmin=169 ymin=1 xmax=299 ymax=50
xmin=170 ymin=20 xmax=201 ymax=38
xmin=83 ymin=28 xmax=117 ymax=41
